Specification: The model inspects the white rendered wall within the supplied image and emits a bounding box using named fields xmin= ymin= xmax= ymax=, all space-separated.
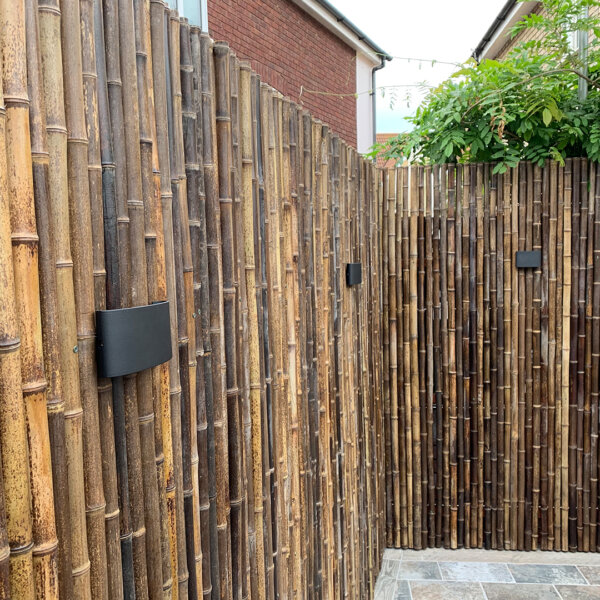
xmin=356 ymin=53 xmax=374 ymax=154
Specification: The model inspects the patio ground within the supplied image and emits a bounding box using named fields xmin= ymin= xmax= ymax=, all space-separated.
xmin=375 ymin=548 xmax=600 ymax=599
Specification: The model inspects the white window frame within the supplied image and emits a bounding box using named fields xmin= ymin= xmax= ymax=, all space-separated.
xmin=167 ymin=0 xmax=208 ymax=31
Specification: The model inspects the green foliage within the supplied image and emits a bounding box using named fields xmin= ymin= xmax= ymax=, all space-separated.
xmin=371 ymin=0 xmax=600 ymax=172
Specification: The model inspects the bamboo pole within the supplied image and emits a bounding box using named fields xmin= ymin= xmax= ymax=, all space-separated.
xmin=201 ymin=33 xmax=232 ymax=600
xmin=189 ymin=26 xmax=217 ymax=600
xmin=24 ymin=0 xmax=63 ymax=595
xmin=100 ymin=0 xmax=137 ymax=593
xmin=178 ymin=19 xmax=203 ymax=595
xmin=149 ymin=2 xmax=182 ymax=594
xmin=139 ymin=0 xmax=174 ymax=594
xmin=60 ymin=0 xmax=111 ymax=594
xmin=0 ymin=11 xmax=35 ymax=593
xmin=38 ymin=0 xmax=93 ymax=595
xmin=79 ymin=1 xmax=124 ymax=594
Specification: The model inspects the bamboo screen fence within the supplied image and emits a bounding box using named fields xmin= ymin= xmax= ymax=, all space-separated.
xmin=0 ymin=1 xmax=386 ymax=599
xmin=382 ymin=160 xmax=600 ymax=553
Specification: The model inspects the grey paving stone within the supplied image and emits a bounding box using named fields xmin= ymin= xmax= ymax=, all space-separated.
xmin=384 ymin=548 xmax=404 ymax=561
xmin=379 ymin=559 xmax=400 ymax=579
xmin=579 ymin=566 xmax=600 ymax=585
xmin=555 ymin=585 xmax=600 ymax=599
xmin=393 ymin=580 xmax=411 ymax=600
xmin=483 ymin=583 xmax=560 ymax=600
xmin=409 ymin=581 xmax=485 ymax=600
xmin=509 ymin=564 xmax=588 ymax=585
xmin=397 ymin=561 xmax=442 ymax=581
xmin=439 ymin=561 xmax=513 ymax=583
xmin=375 ymin=575 xmax=399 ymax=599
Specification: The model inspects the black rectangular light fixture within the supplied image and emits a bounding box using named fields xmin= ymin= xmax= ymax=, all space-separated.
xmin=96 ymin=301 xmax=172 ymax=378
xmin=515 ymin=250 xmax=542 ymax=269
xmin=346 ymin=263 xmax=362 ymax=286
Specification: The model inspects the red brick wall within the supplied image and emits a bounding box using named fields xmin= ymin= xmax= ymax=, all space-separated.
xmin=208 ymin=0 xmax=358 ymax=147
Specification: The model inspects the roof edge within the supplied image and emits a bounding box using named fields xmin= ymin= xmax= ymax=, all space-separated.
xmin=472 ymin=0 xmax=538 ymax=61
xmin=290 ymin=0 xmax=392 ymax=65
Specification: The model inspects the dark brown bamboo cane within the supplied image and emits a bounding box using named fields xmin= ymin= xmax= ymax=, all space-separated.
xmin=517 ymin=163 xmax=527 ymax=550
xmin=103 ymin=1 xmax=151 ymax=597
xmin=425 ymin=167 xmax=436 ymax=548
xmin=439 ymin=165 xmax=450 ymax=548
xmin=540 ymin=163 xmax=550 ymax=549
xmin=532 ymin=164 xmax=543 ymax=550
xmin=432 ymin=165 xmax=443 ymax=548
xmin=188 ymin=24 xmax=214 ymax=600
xmin=37 ymin=0 xmax=93 ymax=595
xmin=495 ymin=171 xmax=505 ymax=549
xmin=24 ymin=0 xmax=64 ymax=595
xmin=576 ymin=159 xmax=589 ymax=550
xmin=0 ymin=16 xmax=35 ymax=594
xmin=98 ymin=0 xmax=137 ymax=594
xmin=213 ymin=42 xmax=244 ymax=600
xmin=166 ymin=12 xmax=197 ymax=600
xmin=177 ymin=19 xmax=203 ymax=595
xmin=382 ymin=169 xmax=391 ymax=546
xmin=193 ymin=28 xmax=222 ymax=600
xmin=583 ymin=162 xmax=594 ymax=552
xmin=60 ymin=0 xmax=111 ymax=594
xmin=201 ymin=33 xmax=232 ymax=600
xmin=149 ymin=2 xmax=182 ymax=594
xmin=79 ymin=0 xmax=124 ymax=592
xmin=591 ymin=164 xmax=600 ymax=551
xmin=568 ymin=159 xmax=581 ymax=551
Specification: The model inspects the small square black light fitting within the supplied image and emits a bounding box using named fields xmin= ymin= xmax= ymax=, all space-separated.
xmin=96 ymin=301 xmax=172 ymax=378
xmin=346 ymin=263 xmax=362 ymax=286
xmin=515 ymin=250 xmax=542 ymax=269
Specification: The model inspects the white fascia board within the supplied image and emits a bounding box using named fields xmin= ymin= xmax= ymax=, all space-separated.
xmin=479 ymin=1 xmax=538 ymax=60
xmin=289 ymin=0 xmax=381 ymax=66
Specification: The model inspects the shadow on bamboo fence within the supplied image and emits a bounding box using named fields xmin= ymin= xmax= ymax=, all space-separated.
xmin=383 ymin=161 xmax=600 ymax=553
xmin=0 ymin=1 xmax=385 ymax=599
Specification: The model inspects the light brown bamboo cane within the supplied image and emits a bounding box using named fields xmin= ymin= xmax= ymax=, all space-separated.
xmin=0 ymin=443 xmax=10 ymax=600
xmin=139 ymin=1 xmax=174 ymax=595
xmin=561 ymin=159 xmax=572 ymax=551
xmin=149 ymin=2 xmax=181 ymax=594
xmin=0 ymin=17 xmax=35 ymax=595
xmin=24 ymin=0 xmax=63 ymax=595
xmin=60 ymin=0 xmax=110 ymax=594
xmin=38 ymin=0 xmax=93 ymax=595
xmin=79 ymin=0 xmax=124 ymax=593
xmin=239 ymin=59 xmax=266 ymax=600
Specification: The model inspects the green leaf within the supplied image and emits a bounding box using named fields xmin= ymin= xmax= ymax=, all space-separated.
xmin=543 ymin=108 xmax=553 ymax=126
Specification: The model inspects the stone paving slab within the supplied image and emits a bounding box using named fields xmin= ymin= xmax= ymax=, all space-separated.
xmin=483 ymin=583 xmax=560 ymax=599
xmin=438 ymin=561 xmax=513 ymax=582
xmin=409 ymin=581 xmax=484 ymax=599
xmin=374 ymin=548 xmax=600 ymax=600
xmin=508 ymin=564 xmax=588 ymax=585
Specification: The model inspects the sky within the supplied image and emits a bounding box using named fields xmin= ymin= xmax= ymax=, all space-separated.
xmin=327 ymin=0 xmax=509 ymax=133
